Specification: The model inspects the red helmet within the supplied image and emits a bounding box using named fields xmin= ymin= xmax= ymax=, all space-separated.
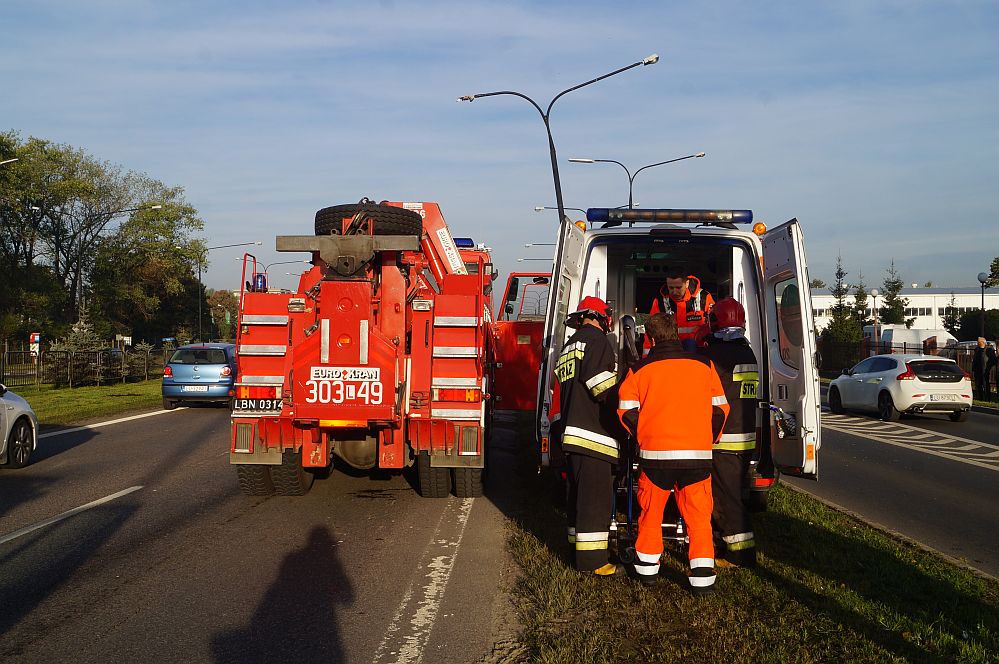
xmin=567 ymin=296 xmax=613 ymax=331
xmin=710 ymin=298 xmax=746 ymax=329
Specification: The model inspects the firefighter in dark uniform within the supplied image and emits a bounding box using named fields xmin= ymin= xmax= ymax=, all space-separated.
xmin=548 ymin=296 xmax=622 ymax=576
xmin=701 ymin=298 xmax=759 ymax=567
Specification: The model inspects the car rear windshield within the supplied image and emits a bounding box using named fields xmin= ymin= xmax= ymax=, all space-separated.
xmin=169 ymin=349 xmax=228 ymax=364
xmin=909 ymin=360 xmax=964 ymax=382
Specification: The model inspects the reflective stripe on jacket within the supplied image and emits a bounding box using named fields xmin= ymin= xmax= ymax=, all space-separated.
xmin=552 ymin=324 xmax=621 ymax=462
xmin=702 ymin=334 xmax=760 ymax=453
xmin=617 ymin=341 xmax=729 ymax=469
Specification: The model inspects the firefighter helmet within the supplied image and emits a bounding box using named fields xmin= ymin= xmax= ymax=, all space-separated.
xmin=710 ymin=297 xmax=746 ymax=329
xmin=567 ymin=296 xmax=613 ymax=331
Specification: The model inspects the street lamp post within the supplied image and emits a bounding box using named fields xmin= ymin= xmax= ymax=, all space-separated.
xmin=870 ymin=288 xmax=880 ymax=355
xmin=978 ymin=272 xmax=989 ymax=338
xmin=459 ymin=53 xmax=659 ymax=230
xmin=0 ymin=158 xmax=18 ymax=166
xmin=568 ymin=152 xmax=705 ymax=209
xmin=197 ymin=241 xmax=262 ymax=342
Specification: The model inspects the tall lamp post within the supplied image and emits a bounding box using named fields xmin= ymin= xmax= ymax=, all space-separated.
xmin=568 ymin=152 xmax=705 ymax=209
xmin=197 ymin=241 xmax=261 ymax=342
xmin=979 ymin=272 xmax=989 ymax=338
xmin=459 ymin=53 xmax=659 ymax=230
xmin=870 ymin=288 xmax=879 ymax=355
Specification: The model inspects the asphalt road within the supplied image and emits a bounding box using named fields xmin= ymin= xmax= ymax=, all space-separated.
xmin=0 ymin=408 xmax=528 ymax=664
xmin=785 ymin=407 xmax=999 ymax=578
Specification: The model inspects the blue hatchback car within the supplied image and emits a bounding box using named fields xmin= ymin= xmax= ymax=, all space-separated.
xmin=161 ymin=343 xmax=237 ymax=409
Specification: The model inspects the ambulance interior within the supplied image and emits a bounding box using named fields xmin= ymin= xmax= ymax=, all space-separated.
xmin=575 ymin=235 xmax=766 ymax=381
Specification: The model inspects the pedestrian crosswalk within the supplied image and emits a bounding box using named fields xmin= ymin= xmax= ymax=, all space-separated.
xmin=822 ymin=412 xmax=999 ymax=472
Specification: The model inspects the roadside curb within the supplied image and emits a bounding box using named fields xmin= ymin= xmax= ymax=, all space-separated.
xmin=971 ymin=404 xmax=999 ymax=416
xmin=782 ymin=482 xmax=996 ymax=582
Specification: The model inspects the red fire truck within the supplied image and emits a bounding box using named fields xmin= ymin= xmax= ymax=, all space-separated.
xmin=229 ymin=200 xmax=494 ymax=498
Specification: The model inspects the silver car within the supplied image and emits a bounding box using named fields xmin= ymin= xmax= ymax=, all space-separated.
xmin=0 ymin=383 xmax=39 ymax=468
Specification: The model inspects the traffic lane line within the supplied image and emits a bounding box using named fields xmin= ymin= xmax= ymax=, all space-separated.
xmin=372 ymin=497 xmax=475 ymax=664
xmin=822 ymin=413 xmax=999 ymax=472
xmin=0 ymin=486 xmax=144 ymax=546
xmin=39 ymin=408 xmax=188 ymax=439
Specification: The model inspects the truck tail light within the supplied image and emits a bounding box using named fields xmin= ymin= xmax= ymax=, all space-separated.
xmin=896 ymin=363 xmax=915 ymax=380
xmin=163 ymin=366 xmax=173 ymax=378
xmin=432 ymin=388 xmax=481 ymax=402
xmin=237 ymin=385 xmax=280 ymax=399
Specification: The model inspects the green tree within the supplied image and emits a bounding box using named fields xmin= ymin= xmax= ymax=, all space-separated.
xmin=821 ymin=256 xmax=863 ymax=370
xmin=809 ymin=278 xmax=826 ymax=289
xmin=88 ymin=184 xmax=204 ymax=344
xmin=851 ymin=270 xmax=871 ymax=328
xmin=941 ymin=293 xmax=962 ymax=335
xmin=208 ymin=289 xmax=238 ymax=341
xmin=958 ymin=310 xmax=999 ymax=341
xmin=879 ymin=260 xmax=914 ymax=327
xmin=988 ymin=256 xmax=999 ymax=287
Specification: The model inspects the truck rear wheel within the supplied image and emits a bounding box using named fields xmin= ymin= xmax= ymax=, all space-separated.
xmin=315 ymin=201 xmax=423 ymax=237
xmin=271 ymin=450 xmax=315 ymax=496
xmin=417 ymin=452 xmax=451 ymax=498
xmin=236 ymin=465 xmax=274 ymax=496
xmin=453 ymin=467 xmax=483 ymax=498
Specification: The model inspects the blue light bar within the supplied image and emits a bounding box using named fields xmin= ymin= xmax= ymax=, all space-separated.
xmin=586 ymin=208 xmax=753 ymax=224
xmin=453 ymin=237 xmax=476 ymax=248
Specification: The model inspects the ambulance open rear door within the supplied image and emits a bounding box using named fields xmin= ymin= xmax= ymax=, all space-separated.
xmin=536 ymin=217 xmax=587 ymax=456
xmin=762 ymin=218 xmax=821 ymax=479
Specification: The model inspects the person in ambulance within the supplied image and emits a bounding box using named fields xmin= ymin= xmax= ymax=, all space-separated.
xmin=645 ymin=270 xmax=715 ymax=353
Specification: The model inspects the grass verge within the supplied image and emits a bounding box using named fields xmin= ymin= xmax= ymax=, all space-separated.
xmin=504 ymin=451 xmax=997 ymax=662
xmin=11 ymin=380 xmax=164 ymax=427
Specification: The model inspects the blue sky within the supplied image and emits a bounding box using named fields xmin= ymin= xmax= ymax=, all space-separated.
xmin=3 ymin=1 xmax=997 ymax=292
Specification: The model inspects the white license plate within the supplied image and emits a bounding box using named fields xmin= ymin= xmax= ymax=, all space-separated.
xmin=929 ymin=394 xmax=957 ymax=401
xmin=182 ymin=385 xmax=209 ymax=392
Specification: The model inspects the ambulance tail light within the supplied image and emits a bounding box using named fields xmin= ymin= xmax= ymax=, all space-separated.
xmin=753 ymin=476 xmax=775 ymax=488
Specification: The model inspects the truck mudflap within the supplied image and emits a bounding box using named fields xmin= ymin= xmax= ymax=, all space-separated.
xmin=230 ymin=417 xmax=326 ymax=466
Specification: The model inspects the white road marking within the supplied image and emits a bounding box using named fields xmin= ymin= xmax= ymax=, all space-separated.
xmin=823 ymin=413 xmax=999 ymax=472
xmin=0 ymin=485 xmax=144 ymax=546
xmin=372 ymin=498 xmax=475 ymax=664
xmin=39 ymin=408 xmax=187 ymax=439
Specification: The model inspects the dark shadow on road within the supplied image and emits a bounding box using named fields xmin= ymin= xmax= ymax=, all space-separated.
xmin=211 ymin=526 xmax=354 ymax=663
xmin=29 ymin=429 xmax=97 ymax=464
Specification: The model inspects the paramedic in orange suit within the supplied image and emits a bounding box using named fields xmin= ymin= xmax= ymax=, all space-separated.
xmin=618 ymin=313 xmax=729 ymax=594
xmin=645 ymin=270 xmax=715 ymax=353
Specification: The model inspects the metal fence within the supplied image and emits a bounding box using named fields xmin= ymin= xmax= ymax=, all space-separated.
xmin=0 ymin=349 xmax=169 ymax=388
xmin=818 ymin=338 xmax=980 ymax=374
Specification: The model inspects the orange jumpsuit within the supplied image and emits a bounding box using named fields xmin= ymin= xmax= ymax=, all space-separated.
xmin=618 ymin=340 xmax=729 ymax=591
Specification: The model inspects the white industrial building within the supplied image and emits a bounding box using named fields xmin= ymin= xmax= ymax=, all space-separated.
xmin=810 ymin=286 xmax=999 ymax=333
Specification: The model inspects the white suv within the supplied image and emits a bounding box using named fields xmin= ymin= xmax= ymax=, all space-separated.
xmin=829 ymin=354 xmax=972 ymax=422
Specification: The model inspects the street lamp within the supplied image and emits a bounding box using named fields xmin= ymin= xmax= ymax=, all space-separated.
xmin=978 ymin=272 xmax=989 ymax=338
xmin=195 ymin=241 xmax=262 ymax=341
xmin=120 ymin=203 xmax=162 ymax=214
xmin=459 ymin=53 xmax=659 ymax=231
xmin=870 ymin=288 xmax=879 ymax=355
xmin=517 ymin=257 xmax=552 ymax=262
xmin=524 ymin=243 xmax=555 ymax=248
xmin=0 ymin=158 xmax=18 ymax=166
xmin=568 ymin=152 xmax=705 ymax=209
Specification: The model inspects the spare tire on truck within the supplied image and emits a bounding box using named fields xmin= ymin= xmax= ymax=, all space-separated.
xmin=314 ymin=201 xmax=423 ymax=237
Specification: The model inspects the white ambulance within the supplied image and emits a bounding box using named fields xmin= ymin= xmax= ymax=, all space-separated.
xmin=538 ymin=208 xmax=821 ymax=504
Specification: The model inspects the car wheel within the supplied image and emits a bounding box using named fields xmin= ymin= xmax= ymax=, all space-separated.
xmin=162 ymin=398 xmax=177 ymax=410
xmin=878 ymin=392 xmax=900 ymax=422
xmin=3 ymin=418 xmax=34 ymax=468
xmin=949 ymin=410 xmax=969 ymax=422
xmin=828 ymin=387 xmax=845 ymax=414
